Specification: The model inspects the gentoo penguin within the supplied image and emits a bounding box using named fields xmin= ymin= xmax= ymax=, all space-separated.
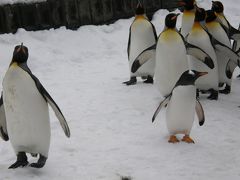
xmin=152 ymin=70 xmax=207 ymax=143
xmin=123 ymin=1 xmax=157 ymax=85
xmin=205 ymin=10 xmax=240 ymax=94
xmin=179 ymin=0 xmax=196 ymax=38
xmin=187 ymin=8 xmax=219 ymax=100
xmin=133 ymin=13 xmax=213 ymax=97
xmin=0 ymin=44 xmax=70 ymax=169
xmin=211 ymin=1 xmax=240 ymax=41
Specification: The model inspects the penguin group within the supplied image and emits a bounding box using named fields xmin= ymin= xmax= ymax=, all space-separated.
xmin=125 ymin=1 xmax=240 ymax=143
xmin=0 ymin=44 xmax=70 ymax=168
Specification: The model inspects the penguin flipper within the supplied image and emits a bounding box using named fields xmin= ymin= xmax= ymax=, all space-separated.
xmin=214 ymin=41 xmax=240 ymax=64
xmin=19 ymin=63 xmax=71 ymax=138
xmin=232 ymin=24 xmax=240 ymax=51
xmin=185 ymin=42 xmax=215 ymax=69
xmin=127 ymin=27 xmax=131 ymax=59
xmin=226 ymin=60 xmax=238 ymax=79
xmin=228 ymin=25 xmax=240 ymax=41
xmin=0 ymin=94 xmax=9 ymax=141
xmin=195 ymin=100 xmax=205 ymax=126
xmin=150 ymin=22 xmax=158 ymax=41
xmin=152 ymin=94 xmax=171 ymax=123
xmin=131 ymin=44 xmax=156 ymax=73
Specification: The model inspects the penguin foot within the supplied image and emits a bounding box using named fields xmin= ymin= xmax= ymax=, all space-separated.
xmin=168 ymin=135 xmax=179 ymax=143
xmin=219 ymin=85 xmax=231 ymax=94
xmin=9 ymin=152 xmax=28 ymax=169
xmin=141 ymin=76 xmax=147 ymax=80
xmin=143 ymin=76 xmax=153 ymax=84
xmin=30 ymin=154 xmax=47 ymax=168
xmin=207 ymin=89 xmax=218 ymax=100
xmin=182 ymin=135 xmax=195 ymax=144
xmin=123 ymin=77 xmax=137 ymax=86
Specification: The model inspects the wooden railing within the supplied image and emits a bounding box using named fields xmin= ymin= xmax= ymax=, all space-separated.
xmin=0 ymin=0 xmax=179 ymax=34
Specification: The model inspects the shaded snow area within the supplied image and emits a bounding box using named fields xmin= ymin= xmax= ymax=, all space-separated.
xmin=0 ymin=0 xmax=46 ymax=5
xmin=0 ymin=0 xmax=240 ymax=179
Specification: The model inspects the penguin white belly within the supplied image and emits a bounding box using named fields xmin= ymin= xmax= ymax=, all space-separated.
xmin=166 ymin=86 xmax=196 ymax=135
xmin=207 ymin=23 xmax=232 ymax=85
xmin=188 ymin=30 xmax=219 ymax=90
xmin=181 ymin=11 xmax=195 ymax=37
xmin=3 ymin=65 xmax=50 ymax=157
xmin=129 ymin=20 xmax=156 ymax=77
xmin=155 ymin=31 xmax=188 ymax=97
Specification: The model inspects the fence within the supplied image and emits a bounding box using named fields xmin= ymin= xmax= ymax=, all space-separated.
xmin=0 ymin=0 xmax=179 ymax=34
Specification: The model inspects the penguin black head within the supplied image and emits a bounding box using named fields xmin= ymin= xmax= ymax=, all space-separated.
xmin=195 ymin=7 xmax=206 ymax=22
xmin=165 ymin=13 xmax=180 ymax=29
xmin=135 ymin=1 xmax=145 ymax=15
xmin=178 ymin=0 xmax=195 ymax=11
xmin=12 ymin=43 xmax=29 ymax=64
xmin=206 ymin=10 xmax=217 ymax=23
xmin=211 ymin=1 xmax=224 ymax=13
xmin=176 ymin=70 xmax=208 ymax=86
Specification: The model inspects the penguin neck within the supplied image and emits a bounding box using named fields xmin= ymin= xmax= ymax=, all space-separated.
xmin=183 ymin=9 xmax=195 ymax=16
xmin=192 ymin=21 xmax=202 ymax=29
xmin=135 ymin=15 xmax=148 ymax=21
xmin=10 ymin=60 xmax=26 ymax=67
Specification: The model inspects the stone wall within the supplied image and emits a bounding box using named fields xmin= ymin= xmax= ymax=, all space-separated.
xmin=0 ymin=0 xmax=179 ymax=34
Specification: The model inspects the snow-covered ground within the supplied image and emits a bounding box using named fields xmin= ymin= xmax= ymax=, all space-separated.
xmin=0 ymin=0 xmax=46 ymax=5
xmin=0 ymin=0 xmax=240 ymax=179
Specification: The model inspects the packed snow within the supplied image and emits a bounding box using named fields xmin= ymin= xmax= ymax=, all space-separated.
xmin=0 ymin=0 xmax=46 ymax=5
xmin=0 ymin=0 xmax=240 ymax=179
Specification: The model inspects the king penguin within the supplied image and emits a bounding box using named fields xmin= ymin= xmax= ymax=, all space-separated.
xmin=152 ymin=70 xmax=207 ymax=143
xmin=211 ymin=1 xmax=240 ymax=41
xmin=187 ymin=7 xmax=219 ymax=100
xmin=0 ymin=43 xmax=70 ymax=169
xmin=205 ymin=10 xmax=240 ymax=94
xmin=123 ymin=1 xmax=157 ymax=85
xmin=153 ymin=13 xmax=214 ymax=97
xmin=179 ymin=0 xmax=196 ymax=38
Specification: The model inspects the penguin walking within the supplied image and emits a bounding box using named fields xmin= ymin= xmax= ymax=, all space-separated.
xmin=136 ymin=13 xmax=213 ymax=97
xmin=0 ymin=44 xmax=70 ymax=169
xmin=205 ymin=10 xmax=240 ymax=94
xmin=152 ymin=70 xmax=207 ymax=143
xmin=211 ymin=1 xmax=240 ymax=41
xmin=187 ymin=8 xmax=219 ymax=100
xmin=123 ymin=1 xmax=157 ymax=85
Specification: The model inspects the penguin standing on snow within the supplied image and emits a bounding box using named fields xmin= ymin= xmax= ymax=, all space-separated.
xmin=211 ymin=1 xmax=240 ymax=41
xmin=132 ymin=13 xmax=213 ymax=97
xmin=0 ymin=44 xmax=70 ymax=169
xmin=187 ymin=8 xmax=219 ymax=100
xmin=205 ymin=10 xmax=240 ymax=94
xmin=123 ymin=1 xmax=157 ymax=85
xmin=152 ymin=70 xmax=207 ymax=143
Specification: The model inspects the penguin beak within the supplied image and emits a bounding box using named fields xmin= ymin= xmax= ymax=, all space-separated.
xmin=198 ymin=72 xmax=208 ymax=77
xmin=171 ymin=13 xmax=180 ymax=20
xmin=137 ymin=0 xmax=142 ymax=8
xmin=19 ymin=43 xmax=26 ymax=55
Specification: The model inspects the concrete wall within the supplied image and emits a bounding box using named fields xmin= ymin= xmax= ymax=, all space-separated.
xmin=0 ymin=0 xmax=179 ymax=34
